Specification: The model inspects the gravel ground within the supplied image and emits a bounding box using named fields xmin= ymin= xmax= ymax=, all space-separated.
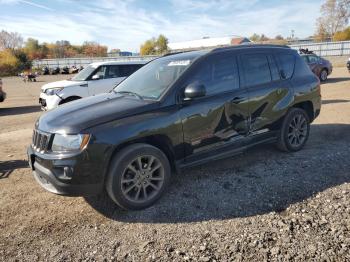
xmin=0 ymin=69 xmax=350 ymax=261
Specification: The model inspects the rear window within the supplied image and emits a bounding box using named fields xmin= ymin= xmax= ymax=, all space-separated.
xmin=277 ymin=54 xmax=295 ymax=79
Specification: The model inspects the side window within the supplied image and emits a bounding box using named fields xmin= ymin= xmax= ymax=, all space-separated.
xmin=119 ymin=65 xmax=141 ymax=77
xmin=277 ymin=54 xmax=295 ymax=79
xmin=241 ymin=54 xmax=271 ymax=87
xmin=105 ymin=65 xmax=119 ymax=79
xmin=267 ymin=55 xmax=280 ymax=81
xmin=308 ymin=55 xmax=319 ymax=63
xmin=189 ymin=55 xmax=239 ymax=95
xmin=92 ymin=66 xmax=107 ymax=79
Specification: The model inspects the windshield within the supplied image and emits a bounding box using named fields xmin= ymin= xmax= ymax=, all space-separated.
xmin=114 ymin=54 xmax=200 ymax=100
xmin=71 ymin=65 xmax=97 ymax=81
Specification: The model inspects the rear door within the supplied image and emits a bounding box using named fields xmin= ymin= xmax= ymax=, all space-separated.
xmin=239 ymin=51 xmax=294 ymax=133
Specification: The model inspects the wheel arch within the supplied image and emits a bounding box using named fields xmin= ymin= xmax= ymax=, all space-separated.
xmin=292 ymin=101 xmax=314 ymax=122
xmin=107 ymin=135 xmax=179 ymax=177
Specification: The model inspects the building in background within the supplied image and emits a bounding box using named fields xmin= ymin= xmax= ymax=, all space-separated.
xmin=168 ymin=36 xmax=251 ymax=51
xmin=107 ymin=50 xmax=133 ymax=57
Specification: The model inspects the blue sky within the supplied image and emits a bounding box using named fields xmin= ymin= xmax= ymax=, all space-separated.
xmin=0 ymin=0 xmax=322 ymax=52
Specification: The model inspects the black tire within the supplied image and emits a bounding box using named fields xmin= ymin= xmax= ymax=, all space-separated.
xmin=320 ymin=69 xmax=328 ymax=82
xmin=276 ymin=108 xmax=310 ymax=152
xmin=106 ymin=143 xmax=171 ymax=210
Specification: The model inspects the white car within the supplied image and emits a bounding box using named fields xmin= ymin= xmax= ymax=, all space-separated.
xmin=39 ymin=61 xmax=147 ymax=110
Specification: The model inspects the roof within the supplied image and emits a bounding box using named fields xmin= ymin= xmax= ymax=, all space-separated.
xmin=90 ymin=60 xmax=148 ymax=67
xmin=165 ymin=44 xmax=292 ymax=59
xmin=168 ymin=36 xmax=251 ymax=51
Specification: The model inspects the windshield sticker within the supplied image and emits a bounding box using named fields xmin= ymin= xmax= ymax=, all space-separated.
xmin=168 ymin=60 xmax=190 ymax=66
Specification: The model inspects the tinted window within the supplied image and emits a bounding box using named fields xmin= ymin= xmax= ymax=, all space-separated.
xmin=242 ymin=54 xmax=271 ymax=87
xmin=278 ymin=54 xmax=295 ymax=79
xmin=105 ymin=65 xmax=119 ymax=79
xmin=119 ymin=64 xmax=143 ymax=77
xmin=268 ymin=55 xmax=280 ymax=81
xmin=189 ymin=55 xmax=239 ymax=95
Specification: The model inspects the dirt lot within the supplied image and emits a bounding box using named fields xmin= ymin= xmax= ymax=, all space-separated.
xmin=0 ymin=70 xmax=350 ymax=261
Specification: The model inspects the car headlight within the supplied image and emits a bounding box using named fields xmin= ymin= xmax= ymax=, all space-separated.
xmin=45 ymin=87 xmax=63 ymax=96
xmin=51 ymin=133 xmax=90 ymax=152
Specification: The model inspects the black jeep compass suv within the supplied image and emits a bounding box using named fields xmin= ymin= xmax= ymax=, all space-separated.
xmin=28 ymin=45 xmax=321 ymax=210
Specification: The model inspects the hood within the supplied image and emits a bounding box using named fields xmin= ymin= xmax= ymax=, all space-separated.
xmin=36 ymin=92 xmax=156 ymax=134
xmin=41 ymin=80 xmax=86 ymax=91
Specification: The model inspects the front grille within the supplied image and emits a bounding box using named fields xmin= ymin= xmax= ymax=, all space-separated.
xmin=32 ymin=129 xmax=51 ymax=153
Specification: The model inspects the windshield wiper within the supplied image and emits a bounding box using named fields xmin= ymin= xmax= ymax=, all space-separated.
xmin=114 ymin=90 xmax=144 ymax=100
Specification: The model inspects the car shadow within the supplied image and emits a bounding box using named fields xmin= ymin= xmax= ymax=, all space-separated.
xmin=0 ymin=160 xmax=28 ymax=179
xmin=0 ymin=105 xmax=41 ymax=116
xmin=322 ymin=99 xmax=350 ymax=105
xmin=324 ymin=77 xmax=350 ymax=84
xmin=86 ymin=123 xmax=350 ymax=223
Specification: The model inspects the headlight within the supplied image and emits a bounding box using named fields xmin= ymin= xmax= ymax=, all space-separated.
xmin=45 ymin=87 xmax=63 ymax=96
xmin=51 ymin=133 xmax=90 ymax=152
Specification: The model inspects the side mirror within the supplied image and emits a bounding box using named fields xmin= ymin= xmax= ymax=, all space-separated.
xmin=92 ymin=74 xmax=101 ymax=80
xmin=184 ymin=82 xmax=206 ymax=100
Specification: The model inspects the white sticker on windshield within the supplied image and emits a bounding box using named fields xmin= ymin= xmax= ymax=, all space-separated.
xmin=168 ymin=60 xmax=190 ymax=66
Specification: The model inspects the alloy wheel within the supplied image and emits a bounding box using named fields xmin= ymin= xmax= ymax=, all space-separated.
xmin=287 ymin=114 xmax=308 ymax=147
xmin=320 ymin=70 xmax=327 ymax=81
xmin=120 ymin=155 xmax=165 ymax=204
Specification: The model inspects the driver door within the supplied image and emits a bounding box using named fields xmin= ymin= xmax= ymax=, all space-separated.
xmin=178 ymin=52 xmax=250 ymax=163
xmin=88 ymin=65 xmax=121 ymax=95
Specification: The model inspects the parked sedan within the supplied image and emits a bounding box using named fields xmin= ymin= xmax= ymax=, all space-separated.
xmin=0 ymin=78 xmax=6 ymax=102
xmin=301 ymin=54 xmax=332 ymax=82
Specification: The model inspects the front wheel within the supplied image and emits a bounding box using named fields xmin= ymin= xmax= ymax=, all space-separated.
xmin=277 ymin=108 xmax=310 ymax=152
xmin=106 ymin=144 xmax=171 ymax=210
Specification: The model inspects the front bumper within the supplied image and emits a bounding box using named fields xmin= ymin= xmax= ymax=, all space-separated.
xmin=39 ymin=92 xmax=62 ymax=111
xmin=27 ymin=146 xmax=103 ymax=196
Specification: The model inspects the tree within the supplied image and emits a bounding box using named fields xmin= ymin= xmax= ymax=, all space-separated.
xmin=0 ymin=30 xmax=23 ymax=50
xmin=333 ymin=26 xmax=350 ymax=40
xmin=275 ymin=35 xmax=284 ymax=40
xmin=140 ymin=35 xmax=169 ymax=55
xmin=82 ymin=41 xmax=108 ymax=57
xmin=156 ymin=34 xmax=168 ymax=54
xmin=249 ymin=33 xmax=261 ymax=42
xmin=315 ymin=0 xmax=350 ymax=40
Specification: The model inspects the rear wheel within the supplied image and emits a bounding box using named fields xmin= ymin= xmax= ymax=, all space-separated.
xmin=277 ymin=108 xmax=310 ymax=152
xmin=106 ymin=144 xmax=171 ymax=210
xmin=320 ymin=69 xmax=328 ymax=82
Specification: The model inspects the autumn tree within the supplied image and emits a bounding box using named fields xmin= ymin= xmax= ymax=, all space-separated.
xmin=315 ymin=0 xmax=350 ymax=40
xmin=82 ymin=41 xmax=108 ymax=57
xmin=0 ymin=30 xmax=23 ymax=50
xmin=140 ymin=35 xmax=169 ymax=55
xmin=333 ymin=26 xmax=350 ymax=40
xmin=249 ymin=33 xmax=261 ymax=42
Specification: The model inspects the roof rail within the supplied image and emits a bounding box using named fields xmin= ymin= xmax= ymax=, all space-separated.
xmin=211 ymin=44 xmax=291 ymax=53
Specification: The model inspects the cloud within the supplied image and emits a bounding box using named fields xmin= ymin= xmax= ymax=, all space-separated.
xmin=0 ymin=0 xmax=53 ymax=10
xmin=0 ymin=0 xmax=321 ymax=52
